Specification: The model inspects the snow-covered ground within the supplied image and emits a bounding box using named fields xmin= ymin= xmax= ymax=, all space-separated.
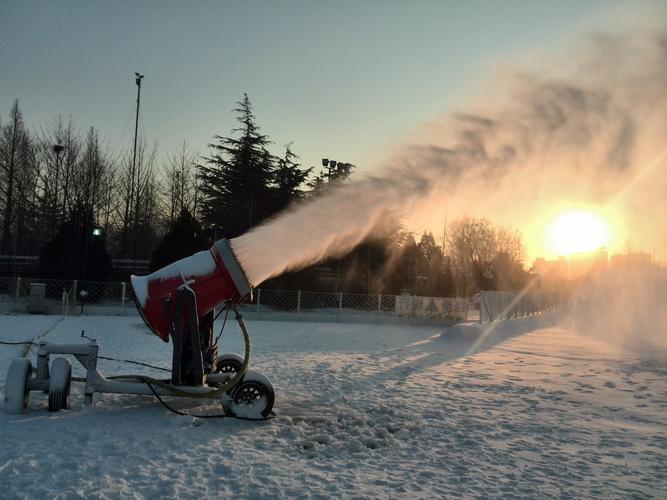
xmin=1 ymin=307 xmax=666 ymax=498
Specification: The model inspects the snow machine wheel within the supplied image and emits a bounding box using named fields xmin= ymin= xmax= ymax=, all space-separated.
xmin=4 ymin=358 xmax=33 ymax=414
xmin=48 ymin=357 xmax=72 ymax=412
xmin=223 ymin=370 xmax=274 ymax=419
xmin=215 ymin=354 xmax=244 ymax=376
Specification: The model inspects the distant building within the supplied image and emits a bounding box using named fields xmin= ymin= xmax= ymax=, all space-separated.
xmin=568 ymin=247 xmax=608 ymax=278
xmin=609 ymin=251 xmax=653 ymax=270
xmin=531 ymin=256 xmax=568 ymax=280
xmin=531 ymin=247 xmax=608 ymax=285
xmin=530 ymin=256 xmax=568 ymax=291
xmin=532 ymin=248 xmax=661 ymax=287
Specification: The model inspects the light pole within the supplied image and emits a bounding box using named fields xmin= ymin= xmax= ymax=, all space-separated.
xmin=322 ymin=158 xmax=354 ymax=182
xmin=132 ymin=73 xmax=144 ymax=184
xmin=130 ymin=72 xmax=143 ymax=265
xmin=321 ymin=158 xmax=357 ymax=291
xmin=322 ymin=158 xmax=336 ymax=180
xmin=82 ymin=227 xmax=102 ymax=282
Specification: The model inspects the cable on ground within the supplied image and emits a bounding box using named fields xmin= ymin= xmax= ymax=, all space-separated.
xmin=145 ymin=382 xmax=273 ymax=421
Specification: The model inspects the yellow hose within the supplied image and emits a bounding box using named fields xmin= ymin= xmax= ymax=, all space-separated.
xmin=109 ymin=306 xmax=251 ymax=399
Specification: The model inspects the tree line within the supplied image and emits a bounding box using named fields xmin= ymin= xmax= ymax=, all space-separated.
xmin=0 ymin=95 xmax=529 ymax=295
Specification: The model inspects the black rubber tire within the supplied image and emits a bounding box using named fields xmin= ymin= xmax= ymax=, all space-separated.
xmin=4 ymin=358 xmax=32 ymax=414
xmin=230 ymin=378 xmax=275 ymax=419
xmin=48 ymin=358 xmax=72 ymax=412
xmin=214 ymin=354 xmax=244 ymax=376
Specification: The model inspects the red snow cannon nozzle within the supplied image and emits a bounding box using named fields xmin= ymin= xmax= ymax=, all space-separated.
xmin=130 ymin=239 xmax=252 ymax=342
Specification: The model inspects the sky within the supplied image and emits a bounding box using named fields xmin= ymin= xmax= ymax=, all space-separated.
xmin=1 ymin=0 xmax=664 ymax=264
xmin=0 ymin=0 xmax=638 ymax=170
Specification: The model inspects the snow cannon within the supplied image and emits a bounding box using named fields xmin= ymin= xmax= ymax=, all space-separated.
xmin=4 ymin=238 xmax=274 ymax=419
xmin=131 ymin=239 xmax=252 ymax=342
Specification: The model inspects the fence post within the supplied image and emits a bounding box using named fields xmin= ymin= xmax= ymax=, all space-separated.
xmin=338 ymin=292 xmax=343 ymax=321
xmin=480 ymin=292 xmax=488 ymax=323
xmin=256 ymin=288 xmax=261 ymax=313
xmin=121 ymin=282 xmax=126 ymax=314
xmin=14 ymin=276 xmax=21 ymax=302
xmin=61 ymin=290 xmax=67 ymax=316
xmin=297 ymin=290 xmax=301 ymax=315
xmin=378 ymin=293 xmax=382 ymax=316
xmin=72 ymin=280 xmax=78 ymax=315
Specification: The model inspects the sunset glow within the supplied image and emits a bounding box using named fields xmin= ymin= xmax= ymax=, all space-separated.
xmin=549 ymin=210 xmax=611 ymax=256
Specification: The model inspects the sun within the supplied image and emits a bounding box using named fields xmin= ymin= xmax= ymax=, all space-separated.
xmin=549 ymin=210 xmax=610 ymax=256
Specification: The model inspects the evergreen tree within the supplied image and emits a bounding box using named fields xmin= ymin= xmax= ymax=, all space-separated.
xmin=271 ymin=143 xmax=312 ymax=212
xmin=38 ymin=202 xmax=112 ymax=281
xmin=150 ymin=208 xmax=209 ymax=272
xmin=417 ymin=232 xmax=444 ymax=296
xmin=392 ymin=234 xmax=420 ymax=292
xmin=199 ymin=94 xmax=276 ymax=238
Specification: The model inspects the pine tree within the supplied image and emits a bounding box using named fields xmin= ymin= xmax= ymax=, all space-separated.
xmin=199 ymin=94 xmax=276 ymax=238
xmin=150 ymin=208 xmax=208 ymax=272
xmin=38 ymin=202 xmax=112 ymax=281
xmin=271 ymin=143 xmax=312 ymax=213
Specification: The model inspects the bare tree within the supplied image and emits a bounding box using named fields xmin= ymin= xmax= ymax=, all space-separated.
xmin=34 ymin=116 xmax=81 ymax=238
xmin=445 ymin=217 xmax=528 ymax=294
xmin=161 ymin=140 xmax=199 ymax=225
xmin=12 ymin=136 xmax=39 ymax=256
xmin=496 ymin=227 xmax=526 ymax=265
xmin=0 ymin=100 xmax=33 ymax=254
xmin=447 ymin=217 xmax=496 ymax=267
xmin=72 ymin=127 xmax=116 ymax=221
xmin=446 ymin=217 xmax=497 ymax=295
xmin=117 ymin=140 xmax=161 ymax=259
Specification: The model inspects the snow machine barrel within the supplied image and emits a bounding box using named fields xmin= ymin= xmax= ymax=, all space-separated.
xmin=130 ymin=239 xmax=251 ymax=342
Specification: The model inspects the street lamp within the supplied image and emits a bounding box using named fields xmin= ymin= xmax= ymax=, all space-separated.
xmin=322 ymin=158 xmax=333 ymax=179
xmin=322 ymin=158 xmax=344 ymax=180
xmin=322 ymin=158 xmax=356 ymax=182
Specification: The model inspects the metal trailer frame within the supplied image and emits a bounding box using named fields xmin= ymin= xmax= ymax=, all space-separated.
xmin=29 ymin=340 xmax=234 ymax=407
xmin=7 ymin=288 xmax=274 ymax=417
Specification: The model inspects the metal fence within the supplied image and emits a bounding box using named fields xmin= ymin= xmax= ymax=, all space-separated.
xmin=0 ymin=277 xmax=478 ymax=321
xmin=479 ymin=290 xmax=559 ymax=323
xmin=242 ymin=288 xmax=478 ymax=322
xmin=0 ymin=277 xmax=129 ymax=316
xmin=0 ymin=276 xmax=559 ymax=323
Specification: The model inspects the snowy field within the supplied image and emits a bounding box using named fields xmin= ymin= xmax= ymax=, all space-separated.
xmin=1 ymin=307 xmax=666 ymax=498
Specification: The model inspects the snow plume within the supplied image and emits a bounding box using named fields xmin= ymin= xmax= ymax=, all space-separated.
xmin=567 ymin=269 xmax=667 ymax=360
xmin=232 ymin=22 xmax=667 ymax=287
